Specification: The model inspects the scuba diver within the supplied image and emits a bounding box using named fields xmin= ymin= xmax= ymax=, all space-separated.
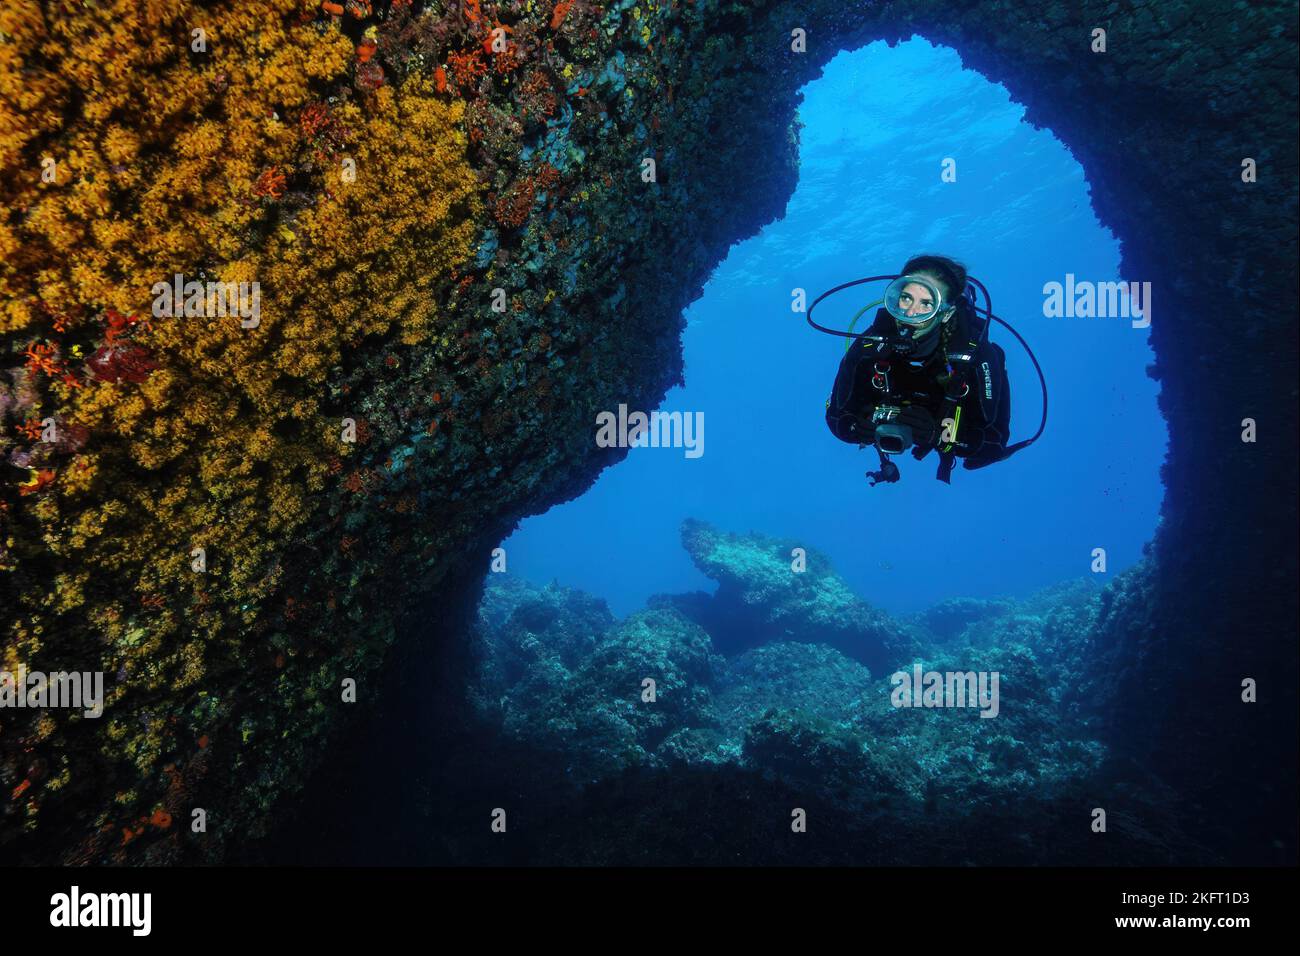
xmin=814 ymin=255 xmax=1044 ymax=485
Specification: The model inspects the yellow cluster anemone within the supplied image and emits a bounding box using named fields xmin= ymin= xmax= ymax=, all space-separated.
xmin=0 ymin=0 xmax=482 ymax=854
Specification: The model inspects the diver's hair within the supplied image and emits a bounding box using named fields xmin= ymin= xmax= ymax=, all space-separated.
xmin=902 ymin=254 xmax=967 ymax=303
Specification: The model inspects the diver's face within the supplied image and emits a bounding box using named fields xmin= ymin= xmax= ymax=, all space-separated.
xmin=885 ymin=272 xmax=951 ymax=336
xmin=897 ymin=280 xmax=939 ymax=318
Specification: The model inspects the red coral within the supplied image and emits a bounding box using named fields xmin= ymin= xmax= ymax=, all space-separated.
xmin=254 ymin=167 xmax=288 ymax=199
xmin=18 ymin=469 xmax=56 ymax=496
xmin=86 ymin=343 xmax=157 ymax=383
xmin=342 ymin=469 xmax=376 ymax=496
xmin=535 ymin=162 xmax=561 ymax=192
xmin=23 ymin=341 xmax=64 ymax=377
xmin=519 ymin=69 xmax=559 ymax=119
xmin=104 ymin=307 xmax=148 ymax=344
xmin=493 ymin=163 xmax=561 ymax=229
xmin=494 ymin=177 xmax=537 ymax=228
xmin=121 ymin=819 xmax=147 ymax=846
xmin=356 ymin=59 xmax=385 ymax=92
xmin=299 ymin=103 xmax=332 ymax=139
xmin=551 ymin=0 xmax=575 ymax=31
xmin=446 ymin=49 xmax=487 ymax=91
xmin=493 ymin=45 xmax=522 ymax=74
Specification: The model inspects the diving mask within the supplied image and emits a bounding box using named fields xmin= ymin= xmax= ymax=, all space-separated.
xmin=884 ymin=274 xmax=953 ymax=334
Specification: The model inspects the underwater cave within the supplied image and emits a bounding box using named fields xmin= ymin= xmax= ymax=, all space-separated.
xmin=1 ymin=0 xmax=1295 ymax=874
xmin=501 ymin=38 xmax=1167 ymax=619
xmin=257 ymin=10 xmax=1295 ymax=867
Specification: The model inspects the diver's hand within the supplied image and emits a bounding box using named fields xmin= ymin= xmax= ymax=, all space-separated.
xmin=833 ymin=411 xmax=875 ymax=445
xmin=896 ymin=405 xmax=936 ymax=446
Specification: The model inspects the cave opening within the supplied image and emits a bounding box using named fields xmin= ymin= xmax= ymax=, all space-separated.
xmin=500 ymin=38 xmax=1167 ymax=618
xmin=5 ymin=0 xmax=1293 ymax=876
xmin=257 ymin=16 xmax=1294 ymax=868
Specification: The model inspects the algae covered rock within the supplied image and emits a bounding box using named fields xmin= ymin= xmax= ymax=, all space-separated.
xmin=675 ymin=518 xmax=920 ymax=671
xmin=3 ymin=0 xmax=1291 ymax=866
xmin=716 ymin=641 xmax=885 ymax=735
xmin=471 ymin=539 xmax=1108 ymax=824
xmin=473 ymin=583 xmax=723 ymax=783
xmin=741 ymin=708 xmax=918 ymax=815
xmin=473 ymin=578 xmax=615 ymax=710
xmin=916 ymin=597 xmax=1016 ymax=643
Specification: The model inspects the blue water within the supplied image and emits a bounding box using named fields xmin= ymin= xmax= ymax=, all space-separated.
xmin=503 ymin=38 xmax=1167 ymax=617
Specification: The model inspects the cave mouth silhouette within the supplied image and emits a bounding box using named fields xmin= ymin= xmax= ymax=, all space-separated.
xmin=499 ymin=36 xmax=1167 ymax=620
xmin=258 ymin=9 xmax=1296 ymax=866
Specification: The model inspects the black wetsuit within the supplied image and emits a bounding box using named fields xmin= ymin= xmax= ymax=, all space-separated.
xmin=825 ymin=298 xmax=1011 ymax=473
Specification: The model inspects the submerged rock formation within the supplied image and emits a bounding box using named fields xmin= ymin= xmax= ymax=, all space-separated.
xmin=2 ymin=0 xmax=1294 ymax=863
xmin=446 ymin=523 xmax=1211 ymax=865
xmin=474 ymin=585 xmax=723 ymax=783
xmin=653 ymin=518 xmax=922 ymax=672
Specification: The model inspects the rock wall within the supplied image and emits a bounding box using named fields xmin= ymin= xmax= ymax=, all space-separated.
xmin=2 ymin=0 xmax=1295 ymax=863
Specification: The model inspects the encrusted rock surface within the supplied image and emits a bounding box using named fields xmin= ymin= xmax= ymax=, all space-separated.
xmin=653 ymin=518 xmax=922 ymax=671
xmin=372 ymin=532 xmax=1209 ymax=865
xmin=2 ymin=0 xmax=1294 ymax=863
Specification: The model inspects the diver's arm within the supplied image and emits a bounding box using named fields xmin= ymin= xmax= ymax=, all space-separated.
xmin=825 ymin=337 xmax=881 ymax=445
